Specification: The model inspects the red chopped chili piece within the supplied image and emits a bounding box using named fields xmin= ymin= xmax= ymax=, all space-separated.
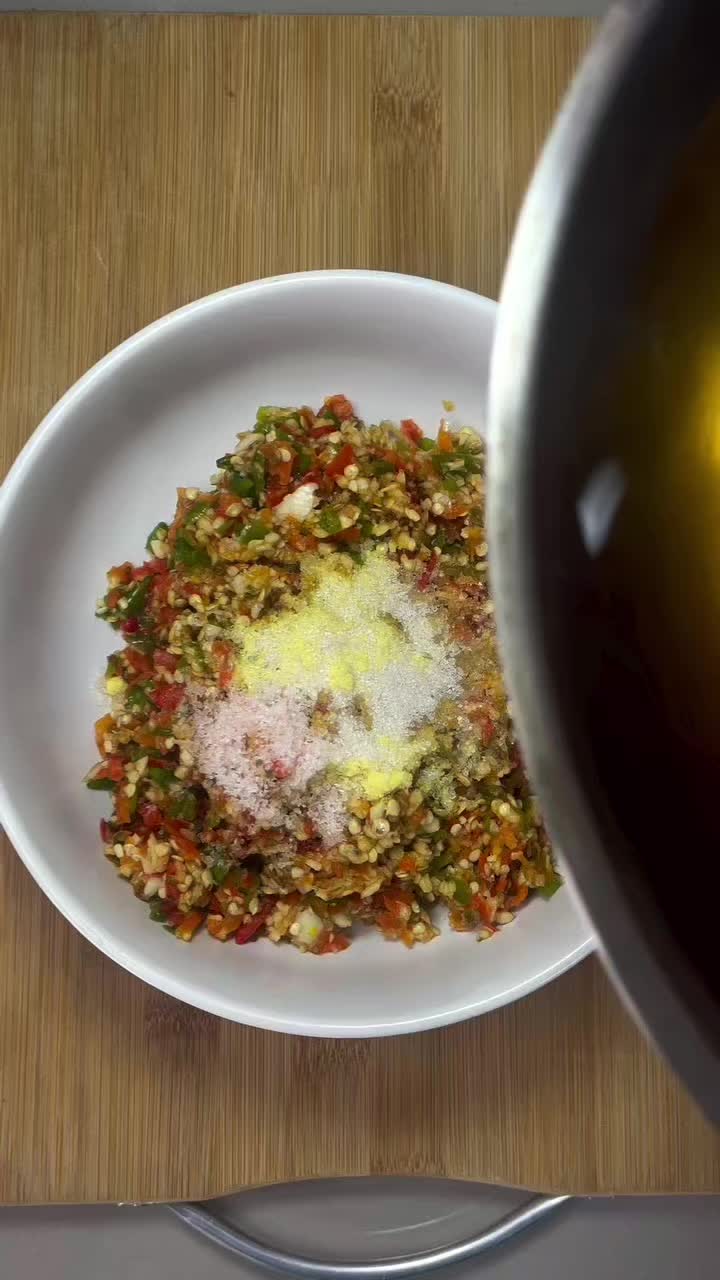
xmin=140 ymin=803 xmax=163 ymax=831
xmin=125 ymin=647 xmax=154 ymax=676
xmin=131 ymin=559 xmax=166 ymax=581
xmin=326 ymin=444 xmax=355 ymax=479
xmin=235 ymin=898 xmax=277 ymax=944
xmin=309 ymin=423 xmax=338 ymax=439
xmin=150 ymin=683 xmax=185 ymax=714
xmin=97 ymin=756 xmax=125 ymax=783
xmin=382 ymin=449 xmax=410 ymax=472
xmin=400 ymin=418 xmax=423 ymax=445
xmin=418 ymin=553 xmax=439 ymax=591
xmin=154 ymin=649 xmax=178 ymax=672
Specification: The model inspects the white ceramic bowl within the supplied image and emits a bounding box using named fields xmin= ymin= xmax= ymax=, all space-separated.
xmin=0 ymin=270 xmax=593 ymax=1035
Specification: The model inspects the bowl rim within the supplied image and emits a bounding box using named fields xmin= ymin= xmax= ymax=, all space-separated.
xmin=0 ymin=269 xmax=595 ymax=1035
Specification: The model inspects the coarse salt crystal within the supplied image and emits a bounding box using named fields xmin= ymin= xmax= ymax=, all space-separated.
xmin=310 ymin=784 xmax=349 ymax=846
xmin=189 ymin=688 xmax=331 ymax=827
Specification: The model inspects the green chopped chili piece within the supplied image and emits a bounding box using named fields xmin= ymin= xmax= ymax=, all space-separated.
xmin=319 ymin=508 xmax=342 ymax=535
xmin=435 ymin=454 xmax=470 ymax=477
xmin=538 ymin=874 xmax=562 ymax=899
xmin=256 ymin=406 xmax=284 ymax=428
xmin=420 ymin=438 xmax=436 ymax=452
xmin=229 ymin=474 xmax=255 ymax=499
xmin=252 ymin=454 xmax=266 ymax=496
xmin=147 ymin=766 xmax=176 ymax=789
xmin=435 ymin=446 xmax=482 ymax=477
xmin=185 ymin=500 xmax=211 ymax=524
xmin=211 ymin=857 xmax=234 ymax=885
xmin=168 ymin=792 xmax=198 ymax=822
xmin=460 ymin=451 xmax=483 ymax=473
xmin=105 ymin=653 xmax=122 ymax=677
xmin=86 ymin=776 xmax=117 ymax=792
xmin=123 ymin=575 xmax=153 ymax=618
xmin=180 ymin=640 xmax=211 ymax=675
xmin=172 ymin=535 xmax=211 ymax=569
xmin=368 ymin=459 xmax=395 ymax=476
xmin=149 ymin=904 xmax=169 ymax=920
xmin=145 ymin=521 xmax=169 ymax=551
xmin=127 ymin=685 xmax=152 ymax=713
xmin=131 ymin=637 xmax=158 ymax=656
xmin=453 ymin=879 xmax=472 ymax=906
xmin=429 ymin=849 xmax=454 ymax=874
xmin=296 ymin=449 xmax=314 ymax=477
xmin=239 ymin=519 xmax=269 ymax=544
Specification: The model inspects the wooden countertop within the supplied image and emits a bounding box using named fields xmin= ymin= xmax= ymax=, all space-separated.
xmin=1 ymin=14 xmax=719 ymax=1204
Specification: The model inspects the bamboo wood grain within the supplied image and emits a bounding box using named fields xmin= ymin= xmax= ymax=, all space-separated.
xmin=1 ymin=14 xmax=718 ymax=1205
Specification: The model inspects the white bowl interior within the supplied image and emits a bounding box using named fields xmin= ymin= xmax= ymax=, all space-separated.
xmin=0 ymin=272 xmax=593 ymax=1033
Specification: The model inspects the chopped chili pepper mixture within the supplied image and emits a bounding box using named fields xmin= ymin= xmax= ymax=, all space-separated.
xmin=90 ymin=397 xmax=559 ymax=953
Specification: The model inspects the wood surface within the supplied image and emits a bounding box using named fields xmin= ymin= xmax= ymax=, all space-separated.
xmin=1 ymin=13 xmax=718 ymax=1205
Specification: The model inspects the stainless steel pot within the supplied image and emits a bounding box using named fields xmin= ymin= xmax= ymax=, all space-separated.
xmin=489 ymin=0 xmax=720 ymax=1125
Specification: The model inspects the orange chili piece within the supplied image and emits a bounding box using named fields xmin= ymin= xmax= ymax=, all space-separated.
xmin=207 ymin=915 xmax=241 ymax=941
xmin=175 ymin=910 xmax=205 ymax=942
xmin=115 ymin=792 xmax=132 ymax=825
xmin=165 ymin=820 xmax=201 ymax=862
xmin=94 ymin=714 xmax=114 ymax=754
xmin=107 ymin=562 xmax=133 ymax=586
xmin=317 ymin=931 xmax=350 ymax=955
xmin=437 ymin=421 xmax=454 ymax=453
xmin=212 ymin=640 xmax=235 ymax=689
xmin=324 ymin=394 xmax=355 ymax=421
xmin=472 ymin=895 xmax=497 ymax=926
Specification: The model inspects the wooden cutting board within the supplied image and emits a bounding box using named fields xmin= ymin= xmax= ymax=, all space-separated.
xmin=1 ymin=13 xmax=718 ymax=1205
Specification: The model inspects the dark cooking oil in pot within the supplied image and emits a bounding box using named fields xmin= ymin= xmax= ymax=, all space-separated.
xmin=579 ymin=109 xmax=720 ymax=1002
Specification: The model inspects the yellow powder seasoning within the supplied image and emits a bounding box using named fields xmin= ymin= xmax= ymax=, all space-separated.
xmin=232 ymin=549 xmax=461 ymax=800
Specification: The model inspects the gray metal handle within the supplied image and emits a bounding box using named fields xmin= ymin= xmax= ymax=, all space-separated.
xmin=169 ymin=1192 xmax=570 ymax=1277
